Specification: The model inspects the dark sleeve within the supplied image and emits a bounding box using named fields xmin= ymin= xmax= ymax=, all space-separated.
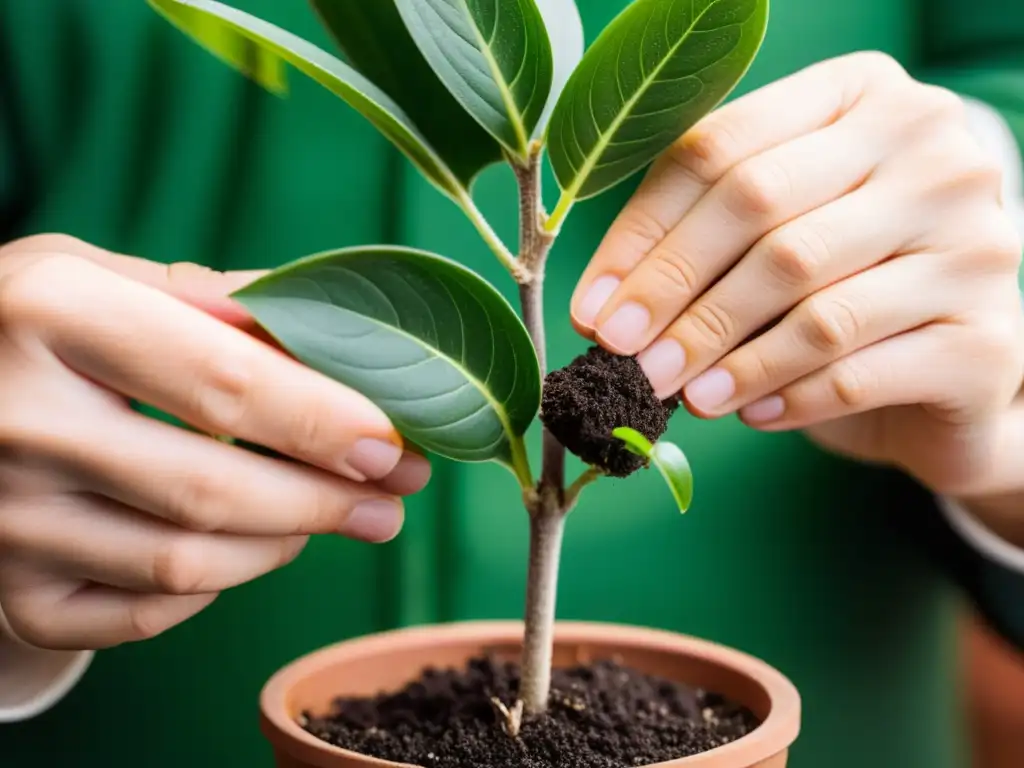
xmin=913 ymin=2 xmax=1024 ymax=651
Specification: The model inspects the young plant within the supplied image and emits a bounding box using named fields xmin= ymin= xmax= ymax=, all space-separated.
xmin=149 ymin=0 xmax=768 ymax=731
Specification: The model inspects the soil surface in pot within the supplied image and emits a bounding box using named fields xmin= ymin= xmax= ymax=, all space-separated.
xmin=301 ymin=656 xmax=759 ymax=768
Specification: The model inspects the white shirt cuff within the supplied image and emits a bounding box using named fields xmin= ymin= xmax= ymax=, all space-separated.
xmin=939 ymin=495 xmax=1024 ymax=576
xmin=0 ymin=603 xmax=93 ymax=723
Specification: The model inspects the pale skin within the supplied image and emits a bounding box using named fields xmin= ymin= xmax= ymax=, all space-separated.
xmin=571 ymin=51 xmax=1024 ymax=765
xmin=0 ymin=49 xmax=1022 ymax=757
xmin=0 ymin=236 xmax=431 ymax=650
xmin=574 ymin=52 xmax=1024 ymax=526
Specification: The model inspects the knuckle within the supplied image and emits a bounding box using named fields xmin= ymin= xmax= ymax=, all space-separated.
xmin=763 ymin=225 xmax=828 ymax=287
xmin=669 ymin=121 xmax=740 ymax=186
xmin=277 ymin=401 xmax=339 ymax=463
xmin=846 ymin=50 xmax=908 ymax=83
xmin=974 ymin=216 xmax=1024 ymax=272
xmin=151 ymin=536 xmax=209 ymax=595
xmin=127 ymin=600 xmax=177 ymax=642
xmin=3 ymin=601 xmax=56 ymax=649
xmin=648 ymin=246 xmax=701 ymax=295
xmin=725 ymin=159 xmax=789 ymax=219
xmin=830 ymin=360 xmax=873 ymax=408
xmin=167 ymin=471 xmax=232 ymax=533
xmin=188 ymin=351 xmax=255 ymax=435
xmin=801 ymin=295 xmax=862 ymax=354
xmin=914 ymin=84 xmax=966 ymax=123
xmin=0 ymin=254 xmax=82 ymax=329
xmin=686 ymin=302 xmax=735 ymax=347
xmin=615 ymin=209 xmax=669 ymax=254
xmin=0 ymin=233 xmax=89 ymax=261
xmin=301 ymin=483 xmax=349 ymax=535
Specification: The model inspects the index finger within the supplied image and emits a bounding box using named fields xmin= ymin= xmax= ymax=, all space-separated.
xmin=7 ymin=253 xmax=403 ymax=482
xmin=570 ymin=54 xmax=894 ymax=335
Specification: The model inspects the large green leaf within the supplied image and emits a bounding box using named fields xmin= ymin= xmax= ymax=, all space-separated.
xmin=394 ymin=0 xmax=554 ymax=159
xmin=547 ymin=0 xmax=769 ymax=219
xmin=612 ymin=427 xmax=694 ymax=513
xmin=533 ymin=0 xmax=585 ymax=139
xmin=147 ymin=0 xmax=466 ymax=200
xmin=309 ymin=0 xmax=502 ymax=186
xmin=232 ymin=247 xmax=541 ymax=474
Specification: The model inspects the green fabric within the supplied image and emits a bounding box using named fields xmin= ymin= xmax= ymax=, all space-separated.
xmin=0 ymin=1 xmax=1021 ymax=767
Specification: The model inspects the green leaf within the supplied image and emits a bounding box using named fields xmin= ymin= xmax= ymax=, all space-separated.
xmin=533 ymin=0 xmax=585 ymax=139
xmin=612 ymin=427 xmax=694 ymax=513
xmin=309 ymin=0 xmax=502 ymax=186
xmin=547 ymin=0 xmax=769 ymax=217
xmin=394 ymin=0 xmax=554 ymax=158
xmin=232 ymin=247 xmax=541 ymax=473
xmin=147 ymin=0 xmax=466 ymax=201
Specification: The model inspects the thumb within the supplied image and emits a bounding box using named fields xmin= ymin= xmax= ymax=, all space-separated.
xmin=6 ymin=235 xmax=266 ymax=326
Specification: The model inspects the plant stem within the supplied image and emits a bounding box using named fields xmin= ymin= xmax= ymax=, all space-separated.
xmin=455 ymin=189 xmax=521 ymax=276
xmin=543 ymin=190 xmax=575 ymax=234
xmin=565 ymin=466 xmax=603 ymax=509
xmin=512 ymin=144 xmax=569 ymax=718
xmin=518 ymin=503 xmax=566 ymax=715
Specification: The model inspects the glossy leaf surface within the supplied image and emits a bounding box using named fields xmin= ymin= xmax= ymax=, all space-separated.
xmin=548 ymin=0 xmax=768 ymax=204
xmin=233 ymin=247 xmax=541 ymax=466
xmin=394 ymin=0 xmax=554 ymax=157
xmin=148 ymin=0 xmax=466 ymax=199
xmin=310 ymin=0 xmax=502 ymax=185
xmin=612 ymin=427 xmax=694 ymax=512
xmin=533 ymin=0 xmax=585 ymax=139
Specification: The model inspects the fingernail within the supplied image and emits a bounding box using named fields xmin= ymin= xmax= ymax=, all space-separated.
xmin=574 ymin=275 xmax=620 ymax=327
xmin=344 ymin=499 xmax=404 ymax=542
xmin=389 ymin=453 xmax=433 ymax=495
xmin=684 ymin=368 xmax=735 ymax=412
xmin=597 ymin=302 xmax=651 ymax=353
xmin=347 ymin=439 xmax=403 ymax=480
xmin=638 ymin=339 xmax=686 ymax=398
xmin=740 ymin=395 xmax=785 ymax=424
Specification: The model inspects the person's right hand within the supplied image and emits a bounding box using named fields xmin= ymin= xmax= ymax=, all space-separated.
xmin=0 ymin=235 xmax=430 ymax=651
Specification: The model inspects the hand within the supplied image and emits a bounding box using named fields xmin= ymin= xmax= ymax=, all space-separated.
xmin=0 ymin=235 xmax=430 ymax=650
xmin=571 ymin=51 xmax=1024 ymax=498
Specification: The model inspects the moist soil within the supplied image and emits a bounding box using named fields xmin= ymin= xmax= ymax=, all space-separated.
xmin=541 ymin=346 xmax=680 ymax=477
xmin=302 ymin=656 xmax=759 ymax=768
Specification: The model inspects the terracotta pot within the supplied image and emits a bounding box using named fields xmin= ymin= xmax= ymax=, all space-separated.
xmin=260 ymin=621 xmax=801 ymax=768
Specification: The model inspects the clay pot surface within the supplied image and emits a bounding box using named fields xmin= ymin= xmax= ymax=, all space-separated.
xmin=260 ymin=621 xmax=800 ymax=768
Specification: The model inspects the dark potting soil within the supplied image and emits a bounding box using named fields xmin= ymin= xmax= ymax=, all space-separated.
xmin=301 ymin=656 xmax=759 ymax=768
xmin=541 ymin=346 xmax=680 ymax=477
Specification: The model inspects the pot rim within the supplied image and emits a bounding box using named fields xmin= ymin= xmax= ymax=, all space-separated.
xmin=260 ymin=620 xmax=800 ymax=768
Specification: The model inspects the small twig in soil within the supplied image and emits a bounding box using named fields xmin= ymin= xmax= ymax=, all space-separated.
xmin=489 ymin=696 xmax=524 ymax=738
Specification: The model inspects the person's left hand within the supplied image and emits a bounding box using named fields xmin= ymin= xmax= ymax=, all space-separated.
xmin=571 ymin=51 xmax=1024 ymax=499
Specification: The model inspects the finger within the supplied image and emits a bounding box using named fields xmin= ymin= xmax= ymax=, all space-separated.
xmin=3 ymin=254 xmax=404 ymax=481
xmin=0 ymin=494 xmax=307 ymax=594
xmin=736 ymin=323 xmax=1008 ymax=432
xmin=572 ymin=60 xmax=860 ymax=327
xmin=52 ymin=409 xmax=407 ymax=540
xmin=585 ymin=111 xmax=889 ymax=355
xmin=3 ymin=234 xmax=265 ymax=326
xmin=0 ymin=562 xmax=217 ymax=651
xmin=680 ymin=253 xmax=967 ymax=418
xmin=637 ymin=183 xmax=911 ymax=398
xmin=571 ymin=52 xmax=903 ymax=332
xmin=376 ymin=451 xmax=432 ymax=497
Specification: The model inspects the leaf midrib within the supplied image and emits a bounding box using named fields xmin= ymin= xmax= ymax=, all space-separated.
xmin=281 ymin=291 xmax=521 ymax=445
xmin=455 ymin=0 xmax=531 ymax=155
xmin=558 ymin=0 xmax=725 ymax=204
